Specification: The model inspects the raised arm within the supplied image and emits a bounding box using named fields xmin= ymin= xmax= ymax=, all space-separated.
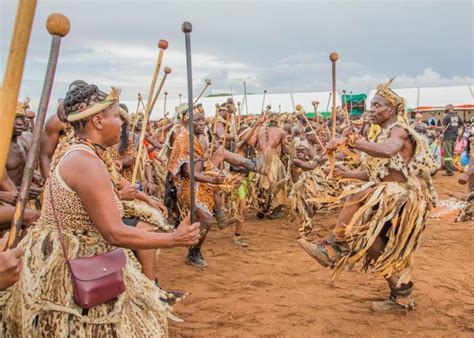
xmin=292 ymin=159 xmax=318 ymax=171
xmin=216 ymin=122 xmax=234 ymax=142
xmin=235 ymin=117 xmax=265 ymax=151
xmin=39 ymin=115 xmax=64 ymax=179
xmin=352 ymin=127 xmax=407 ymax=158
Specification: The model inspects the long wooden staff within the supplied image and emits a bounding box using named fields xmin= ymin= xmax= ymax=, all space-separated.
xmin=6 ymin=13 xmax=70 ymax=249
xmin=312 ymin=100 xmax=320 ymax=125
xmin=301 ymin=109 xmax=325 ymax=150
xmin=237 ymin=101 xmax=241 ymax=130
xmin=330 ymin=52 xmax=338 ymax=139
xmin=163 ymin=91 xmax=168 ymax=117
xmin=243 ymin=81 xmax=249 ymax=115
xmin=290 ymin=92 xmax=296 ymax=112
xmin=145 ymin=39 xmax=168 ymax=113
xmin=132 ymin=93 xmax=145 ymax=136
xmin=149 ymin=67 xmax=172 ymax=114
xmin=260 ymin=90 xmax=267 ymax=113
xmin=342 ymin=89 xmax=350 ymax=127
xmin=220 ymin=112 xmax=231 ymax=170
xmin=162 ymin=91 xmax=168 ymax=140
xmin=0 ymin=0 xmax=37 ymax=180
xmin=131 ymin=67 xmax=171 ymax=184
xmin=182 ymin=21 xmax=196 ymax=222
xmin=349 ymin=91 xmax=353 ymax=118
xmin=194 ymin=79 xmax=211 ymax=104
xmin=135 ymin=93 xmax=142 ymax=114
xmin=325 ymin=92 xmax=332 ymax=115
xmin=208 ymin=103 xmax=220 ymax=156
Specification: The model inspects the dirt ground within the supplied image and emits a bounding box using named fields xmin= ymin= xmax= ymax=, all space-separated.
xmin=158 ymin=173 xmax=474 ymax=337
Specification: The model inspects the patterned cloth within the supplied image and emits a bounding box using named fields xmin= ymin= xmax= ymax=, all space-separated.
xmin=252 ymin=151 xmax=287 ymax=214
xmin=107 ymin=142 xmax=137 ymax=183
xmin=0 ymin=144 xmax=174 ymax=337
xmin=168 ymin=130 xmax=218 ymax=216
xmin=288 ymin=167 xmax=342 ymax=234
xmin=103 ymin=145 xmax=173 ymax=232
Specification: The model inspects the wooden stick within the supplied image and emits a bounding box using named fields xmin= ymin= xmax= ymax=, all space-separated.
xmin=260 ymin=90 xmax=267 ymax=114
xmin=0 ymin=0 xmax=37 ymax=180
xmin=342 ymin=89 xmax=350 ymax=127
xmin=194 ymin=79 xmax=211 ymax=104
xmin=301 ymin=109 xmax=325 ymax=150
xmin=349 ymin=91 xmax=353 ymax=117
xmin=162 ymin=91 xmax=168 ymax=140
xmin=6 ymin=12 xmax=70 ymax=250
xmin=325 ymin=92 xmax=332 ymax=114
xmin=243 ymin=81 xmax=249 ymax=115
xmin=131 ymin=67 xmax=171 ymax=184
xmin=149 ymin=67 xmax=171 ymax=114
xmin=145 ymin=40 xmax=168 ymax=114
xmin=182 ymin=21 xmax=196 ymax=222
xmin=330 ymin=52 xmax=338 ymax=139
xmin=312 ymin=100 xmax=320 ymax=125
xmin=135 ymin=93 xmax=142 ymax=114
xmin=237 ymin=101 xmax=241 ymax=130
xmin=208 ymin=103 xmax=220 ymax=156
xmin=163 ymin=91 xmax=168 ymax=117
xmin=220 ymin=112 xmax=231 ymax=170
xmin=131 ymin=94 xmax=144 ymax=135
xmin=140 ymin=97 xmax=146 ymax=112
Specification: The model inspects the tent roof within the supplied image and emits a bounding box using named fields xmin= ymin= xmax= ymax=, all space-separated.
xmin=121 ymin=91 xmax=341 ymax=119
xmin=367 ymin=84 xmax=474 ymax=111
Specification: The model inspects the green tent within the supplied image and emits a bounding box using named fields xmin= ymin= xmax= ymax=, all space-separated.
xmin=305 ymin=111 xmax=331 ymax=118
xmin=341 ymin=93 xmax=366 ymax=117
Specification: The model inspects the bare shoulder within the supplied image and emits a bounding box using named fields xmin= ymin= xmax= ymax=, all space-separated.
xmin=277 ymin=127 xmax=287 ymax=138
xmin=44 ymin=115 xmax=64 ymax=134
xmin=390 ymin=125 xmax=409 ymax=139
xmin=59 ymin=150 xmax=109 ymax=190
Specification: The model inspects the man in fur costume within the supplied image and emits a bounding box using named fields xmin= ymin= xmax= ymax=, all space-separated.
xmin=298 ymin=79 xmax=438 ymax=311
xmin=253 ymin=113 xmax=288 ymax=219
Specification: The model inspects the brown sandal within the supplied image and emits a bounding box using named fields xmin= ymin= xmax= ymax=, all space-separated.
xmin=297 ymin=236 xmax=348 ymax=268
xmin=372 ymin=282 xmax=416 ymax=311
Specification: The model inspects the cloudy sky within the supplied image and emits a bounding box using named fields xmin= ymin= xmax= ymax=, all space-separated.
xmin=1 ymin=0 xmax=473 ymax=110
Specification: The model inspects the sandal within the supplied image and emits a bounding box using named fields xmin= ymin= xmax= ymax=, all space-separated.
xmin=215 ymin=214 xmax=237 ymax=230
xmin=297 ymin=235 xmax=349 ymax=268
xmin=372 ymin=282 xmax=416 ymax=311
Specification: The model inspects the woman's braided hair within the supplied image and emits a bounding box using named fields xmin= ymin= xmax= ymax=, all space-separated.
xmin=118 ymin=103 xmax=129 ymax=154
xmin=63 ymin=83 xmax=107 ymax=131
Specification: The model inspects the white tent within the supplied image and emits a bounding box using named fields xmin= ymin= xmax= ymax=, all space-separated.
xmin=121 ymin=91 xmax=341 ymax=120
xmin=367 ymin=85 xmax=474 ymax=110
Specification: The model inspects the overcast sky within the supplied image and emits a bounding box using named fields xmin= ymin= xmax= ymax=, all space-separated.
xmin=1 ymin=0 xmax=473 ymax=110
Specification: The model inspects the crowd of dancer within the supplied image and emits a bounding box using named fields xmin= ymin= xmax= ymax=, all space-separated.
xmin=0 ymin=78 xmax=472 ymax=336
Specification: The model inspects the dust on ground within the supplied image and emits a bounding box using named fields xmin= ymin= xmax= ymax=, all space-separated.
xmin=158 ymin=173 xmax=474 ymax=337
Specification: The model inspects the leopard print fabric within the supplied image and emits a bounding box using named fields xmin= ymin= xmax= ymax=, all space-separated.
xmin=365 ymin=122 xmax=438 ymax=205
xmin=106 ymin=141 xmax=137 ymax=183
xmin=0 ymin=143 xmax=173 ymax=337
xmin=40 ymin=144 xmax=124 ymax=234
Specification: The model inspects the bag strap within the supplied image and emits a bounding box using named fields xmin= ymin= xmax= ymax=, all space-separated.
xmin=48 ymin=180 xmax=69 ymax=259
